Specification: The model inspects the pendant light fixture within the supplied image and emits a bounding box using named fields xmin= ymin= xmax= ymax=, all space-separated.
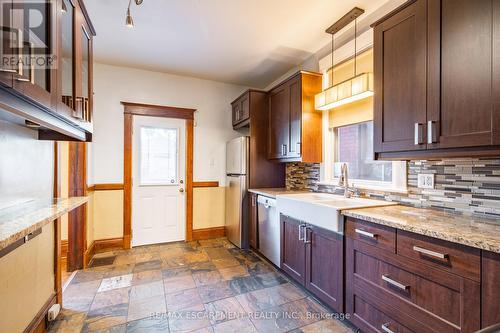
xmin=315 ymin=7 xmax=374 ymax=111
xmin=125 ymin=0 xmax=144 ymax=28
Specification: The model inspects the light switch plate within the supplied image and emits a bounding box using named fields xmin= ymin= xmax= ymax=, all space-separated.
xmin=418 ymin=173 xmax=435 ymax=189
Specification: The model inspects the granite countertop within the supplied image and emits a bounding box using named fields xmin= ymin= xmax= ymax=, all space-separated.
xmin=342 ymin=205 xmax=500 ymax=253
xmin=248 ymin=188 xmax=309 ymax=198
xmin=0 ymin=196 xmax=89 ymax=251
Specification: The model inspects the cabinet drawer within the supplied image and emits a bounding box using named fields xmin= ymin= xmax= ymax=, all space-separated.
xmin=353 ymin=249 xmax=462 ymax=328
xmin=346 ymin=218 xmax=396 ymax=252
xmin=353 ymin=295 xmax=415 ymax=333
xmin=396 ymin=230 xmax=480 ymax=281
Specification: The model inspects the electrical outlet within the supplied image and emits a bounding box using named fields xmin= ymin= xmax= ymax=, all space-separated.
xmin=418 ymin=173 xmax=435 ymax=189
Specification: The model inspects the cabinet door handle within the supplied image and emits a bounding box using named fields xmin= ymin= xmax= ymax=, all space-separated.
xmin=382 ymin=275 xmax=410 ymax=291
xmin=427 ymin=120 xmax=436 ymax=144
xmin=304 ymin=226 xmax=311 ymax=244
xmin=355 ymin=228 xmax=377 ymax=239
xmin=15 ymin=42 xmax=35 ymax=84
xmin=281 ymin=144 xmax=288 ymax=156
xmin=413 ymin=246 xmax=448 ymax=259
xmin=298 ymin=223 xmax=305 ymax=241
xmin=414 ymin=123 xmax=423 ymax=145
xmin=0 ymin=68 xmax=17 ymax=73
xmin=251 ymin=195 xmax=256 ymax=206
xmin=381 ymin=323 xmax=395 ymax=333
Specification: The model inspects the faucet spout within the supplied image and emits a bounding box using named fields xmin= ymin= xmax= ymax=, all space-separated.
xmin=339 ymin=163 xmax=350 ymax=198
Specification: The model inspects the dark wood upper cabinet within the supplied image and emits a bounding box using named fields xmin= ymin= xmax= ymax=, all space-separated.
xmin=374 ymin=0 xmax=500 ymax=159
xmin=231 ymin=89 xmax=285 ymax=188
xmin=10 ymin=0 xmax=56 ymax=110
xmin=267 ymin=71 xmax=322 ymax=163
xmin=428 ymin=0 xmax=496 ymax=150
xmin=0 ymin=0 xmax=95 ymax=141
xmin=231 ymin=91 xmax=250 ymax=129
xmin=373 ymin=0 xmax=427 ymax=154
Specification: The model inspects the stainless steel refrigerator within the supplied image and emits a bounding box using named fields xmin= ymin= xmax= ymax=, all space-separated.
xmin=225 ymin=136 xmax=249 ymax=248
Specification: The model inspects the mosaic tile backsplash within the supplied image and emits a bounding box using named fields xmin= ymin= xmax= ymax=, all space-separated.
xmin=286 ymin=158 xmax=500 ymax=218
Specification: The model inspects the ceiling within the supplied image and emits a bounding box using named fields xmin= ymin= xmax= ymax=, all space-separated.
xmin=85 ymin=0 xmax=390 ymax=88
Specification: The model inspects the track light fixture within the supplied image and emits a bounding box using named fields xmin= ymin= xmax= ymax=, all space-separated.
xmin=125 ymin=0 xmax=144 ymax=28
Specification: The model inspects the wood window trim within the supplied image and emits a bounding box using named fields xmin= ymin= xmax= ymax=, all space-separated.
xmin=122 ymin=101 xmax=196 ymax=248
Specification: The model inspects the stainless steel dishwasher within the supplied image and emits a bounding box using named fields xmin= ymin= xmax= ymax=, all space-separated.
xmin=257 ymin=195 xmax=280 ymax=266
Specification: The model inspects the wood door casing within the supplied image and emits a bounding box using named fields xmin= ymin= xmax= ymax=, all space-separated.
xmin=305 ymin=225 xmax=343 ymax=312
xmin=428 ymin=0 xmax=496 ymax=149
xmin=374 ymin=0 xmax=427 ymax=153
xmin=280 ymin=215 xmax=306 ymax=285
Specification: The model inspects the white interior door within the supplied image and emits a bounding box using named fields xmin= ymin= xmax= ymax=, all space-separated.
xmin=132 ymin=115 xmax=186 ymax=246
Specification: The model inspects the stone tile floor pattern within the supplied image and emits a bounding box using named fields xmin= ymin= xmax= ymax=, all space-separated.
xmin=48 ymin=238 xmax=354 ymax=333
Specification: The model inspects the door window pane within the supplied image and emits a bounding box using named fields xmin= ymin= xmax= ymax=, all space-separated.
xmin=140 ymin=127 xmax=178 ymax=185
xmin=334 ymin=121 xmax=392 ymax=182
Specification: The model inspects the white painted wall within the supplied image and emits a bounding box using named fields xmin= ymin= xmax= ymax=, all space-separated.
xmin=90 ymin=63 xmax=247 ymax=185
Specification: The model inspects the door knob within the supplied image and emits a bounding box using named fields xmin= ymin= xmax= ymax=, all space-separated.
xmin=179 ymin=188 xmax=184 ymax=193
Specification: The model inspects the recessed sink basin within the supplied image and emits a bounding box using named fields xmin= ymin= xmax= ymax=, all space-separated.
xmin=276 ymin=192 xmax=396 ymax=234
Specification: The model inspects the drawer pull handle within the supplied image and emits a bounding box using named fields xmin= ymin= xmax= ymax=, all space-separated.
xmin=413 ymin=246 xmax=448 ymax=259
xmin=381 ymin=323 xmax=395 ymax=333
xmin=382 ymin=275 xmax=410 ymax=291
xmin=355 ymin=229 xmax=376 ymax=239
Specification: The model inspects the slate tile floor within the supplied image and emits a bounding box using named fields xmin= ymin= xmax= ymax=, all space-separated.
xmin=48 ymin=238 xmax=354 ymax=333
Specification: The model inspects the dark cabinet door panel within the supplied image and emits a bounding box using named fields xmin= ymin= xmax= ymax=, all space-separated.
xmin=268 ymin=86 xmax=289 ymax=159
xmin=352 ymin=295 xmax=416 ymax=333
xmin=288 ymin=76 xmax=301 ymax=158
xmin=305 ymin=226 xmax=343 ymax=312
xmin=482 ymin=251 xmax=500 ymax=327
xmin=280 ymin=215 xmax=305 ymax=285
xmin=374 ymin=0 xmax=427 ymax=153
xmin=428 ymin=0 xmax=494 ymax=149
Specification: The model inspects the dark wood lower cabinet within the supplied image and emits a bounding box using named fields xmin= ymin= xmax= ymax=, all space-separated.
xmin=280 ymin=215 xmax=343 ymax=312
xmin=280 ymin=215 xmax=306 ymax=285
xmin=305 ymin=225 xmax=343 ymax=312
xmin=346 ymin=218 xmax=481 ymax=333
xmin=482 ymin=251 xmax=500 ymax=327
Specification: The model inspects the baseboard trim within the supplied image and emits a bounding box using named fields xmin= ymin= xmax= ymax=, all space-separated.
xmin=23 ymin=293 xmax=56 ymax=333
xmin=192 ymin=227 xmax=225 ymax=240
xmin=85 ymin=237 xmax=124 ymax=266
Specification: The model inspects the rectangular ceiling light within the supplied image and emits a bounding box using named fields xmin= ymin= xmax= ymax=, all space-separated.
xmin=315 ymin=72 xmax=373 ymax=111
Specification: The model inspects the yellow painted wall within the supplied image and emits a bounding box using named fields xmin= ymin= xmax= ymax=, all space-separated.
xmin=193 ymin=187 xmax=226 ymax=229
xmin=86 ymin=191 xmax=95 ymax=244
xmin=93 ymin=190 xmax=124 ymax=240
xmin=328 ymin=49 xmax=374 ymax=128
xmin=0 ymin=223 xmax=54 ymax=333
xmin=88 ymin=186 xmax=225 ymax=241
